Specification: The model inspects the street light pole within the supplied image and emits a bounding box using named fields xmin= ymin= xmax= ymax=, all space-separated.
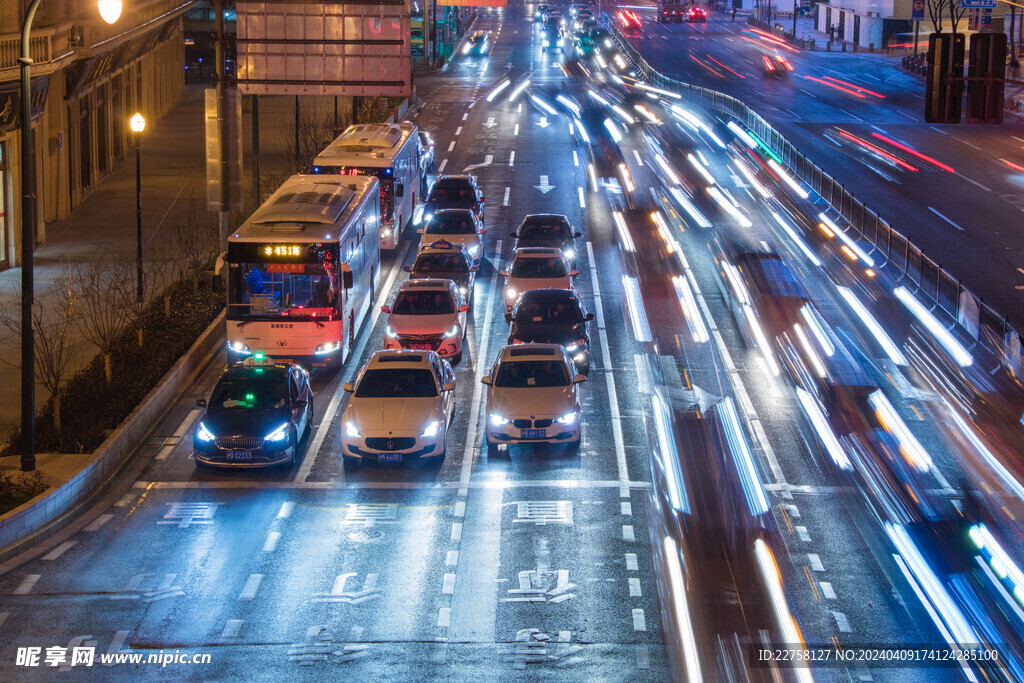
xmin=130 ymin=113 xmax=146 ymax=304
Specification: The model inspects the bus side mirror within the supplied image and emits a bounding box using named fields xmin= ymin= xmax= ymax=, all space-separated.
xmin=395 ymin=182 xmax=404 ymax=198
xmin=343 ymin=270 xmax=354 ymax=289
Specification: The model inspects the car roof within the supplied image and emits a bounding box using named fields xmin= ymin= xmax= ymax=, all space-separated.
xmin=520 ymin=213 xmax=570 ymax=223
xmin=512 ymin=247 xmax=565 ymax=258
xmin=498 ymin=343 xmax=568 ymax=362
xmin=365 ymin=349 xmax=435 ymax=369
xmin=399 ymin=278 xmax=457 ymax=292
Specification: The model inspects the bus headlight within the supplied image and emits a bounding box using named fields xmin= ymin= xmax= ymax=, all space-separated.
xmin=227 ymin=341 xmax=251 ymax=355
xmin=315 ymin=341 xmax=342 ymax=355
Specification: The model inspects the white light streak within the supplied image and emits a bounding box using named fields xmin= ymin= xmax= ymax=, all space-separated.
xmin=894 ymin=286 xmax=973 ymax=367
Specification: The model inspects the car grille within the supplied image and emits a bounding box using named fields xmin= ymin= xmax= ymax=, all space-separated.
xmin=534 ymin=419 xmax=553 ymax=429
xmin=366 ymin=437 xmax=416 ymax=451
xmin=511 ymin=418 xmax=555 ymax=429
xmin=513 ymin=419 xmax=532 ymax=429
xmin=215 ymin=436 xmax=264 ymax=450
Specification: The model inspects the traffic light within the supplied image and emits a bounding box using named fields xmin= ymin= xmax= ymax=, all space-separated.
xmin=966 ymin=32 xmax=1007 ymax=124
xmin=925 ymin=32 xmax=965 ymax=124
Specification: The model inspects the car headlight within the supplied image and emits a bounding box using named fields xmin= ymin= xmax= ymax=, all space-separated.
xmin=444 ymin=324 xmax=460 ymax=339
xmin=423 ymin=212 xmax=433 ymax=223
xmin=467 ymin=243 xmax=480 ymax=256
xmin=505 ymin=288 xmax=518 ymax=300
xmin=265 ymin=423 xmax=289 ymax=442
xmin=346 ymin=421 xmax=361 ymax=438
xmin=197 ymin=422 xmax=215 ymax=442
xmin=385 ymin=324 xmax=400 ymax=340
xmin=556 ymin=412 xmax=579 ymax=425
xmin=227 ymin=341 xmax=251 ymax=355
xmin=564 ymin=342 xmax=581 ymax=353
xmin=563 ymin=248 xmax=575 ymax=260
xmin=574 ymin=352 xmax=586 ymax=363
xmin=421 ymin=419 xmax=441 ymax=437
xmin=460 ymin=285 xmax=468 ymax=296
xmin=490 ymin=413 xmax=510 ymax=426
xmin=315 ymin=340 xmax=341 ymax=355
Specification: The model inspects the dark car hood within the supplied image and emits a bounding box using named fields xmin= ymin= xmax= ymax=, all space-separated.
xmin=517 ymin=237 xmax=569 ymax=250
xmin=509 ymin=322 xmax=587 ymax=345
xmin=201 ymin=409 xmax=290 ymax=438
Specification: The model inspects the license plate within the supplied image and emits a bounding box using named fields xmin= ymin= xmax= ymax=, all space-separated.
xmin=410 ymin=343 xmax=432 ymax=350
xmin=226 ymin=451 xmax=252 ymax=461
xmin=522 ymin=429 xmax=546 ymax=439
xmin=378 ymin=452 xmax=403 ymax=463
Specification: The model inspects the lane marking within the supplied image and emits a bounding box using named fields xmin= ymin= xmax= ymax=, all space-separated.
xmin=637 ymin=645 xmax=650 ymax=669
xmin=929 ymin=126 xmax=949 ymax=135
xmin=832 ymin=611 xmax=852 ymax=632
xmin=220 ymin=619 xmax=243 ymax=642
xmin=632 ymin=608 xmax=647 ymax=631
xmin=928 ymin=206 xmax=964 ymax=231
xmin=628 ymin=577 xmax=642 ymax=597
xmin=263 ymin=531 xmax=281 ymax=552
xmin=277 ymin=501 xmax=294 ymax=519
xmin=442 ymin=573 xmax=456 ymax=594
xmin=633 ymin=150 xmax=644 ymax=166
xmin=626 ymin=553 xmax=638 ymax=571
xmin=84 ymin=513 xmax=114 ymax=532
xmin=572 ymin=150 xmax=579 ymax=167
xmin=839 ymin=109 xmax=863 ymax=122
xmin=438 ymin=607 xmax=451 ymax=628
xmin=509 ymin=151 xmax=515 ymax=166
xmin=454 ymin=500 xmax=466 ymax=518
xmin=451 ymin=522 xmax=463 ymax=542
xmin=795 ymin=525 xmax=811 ymax=542
xmin=0 ymin=612 xmax=8 ymax=630
xmin=808 ymin=553 xmax=824 ymax=571
xmin=462 ymin=113 xmax=468 ymax=121
xmin=41 ymin=541 xmax=76 ymax=561
xmin=578 ymin=187 xmax=586 ymax=208
xmin=135 ymin=478 xmax=655 ymax=491
xmin=448 ymin=140 xmax=456 ymax=152
xmin=950 ymin=134 xmax=981 ymax=150
xmin=503 ymin=187 xmax=511 ymax=206
xmin=438 ymin=159 xmax=448 ymax=173
xmin=586 ymin=241 xmax=628 ymax=483
xmin=14 ymin=574 xmax=40 ymax=595
xmin=446 ymin=550 xmax=459 ymax=566
xmin=820 ymin=581 xmax=836 ymax=599
xmin=514 ymin=123 xmax=520 ymax=136
xmin=239 ymin=574 xmax=263 ymax=600
xmin=956 ymin=173 xmax=991 ymax=192
xmin=622 ymin=525 xmax=635 ymax=541
xmin=620 ymin=502 xmax=632 ymax=516
xmin=297 ymin=241 xmax=411 ymax=483
xmin=114 ymin=492 xmax=137 ymax=507
xmin=455 ymin=126 xmax=463 ymax=136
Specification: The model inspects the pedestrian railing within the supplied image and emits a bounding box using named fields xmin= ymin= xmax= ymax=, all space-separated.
xmin=602 ymin=15 xmax=1024 ymax=375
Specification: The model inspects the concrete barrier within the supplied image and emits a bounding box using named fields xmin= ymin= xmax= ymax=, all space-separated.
xmin=0 ymin=310 xmax=226 ymax=561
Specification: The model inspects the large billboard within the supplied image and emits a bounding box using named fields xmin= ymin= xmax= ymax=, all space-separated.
xmin=237 ymin=0 xmax=410 ymax=96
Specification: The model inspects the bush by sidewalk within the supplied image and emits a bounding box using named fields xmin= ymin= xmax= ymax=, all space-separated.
xmin=2 ymin=279 xmax=222 ymax=457
xmin=0 ymin=470 xmax=48 ymax=516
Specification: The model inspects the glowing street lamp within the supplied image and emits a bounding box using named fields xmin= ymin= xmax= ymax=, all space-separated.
xmin=130 ymin=113 xmax=146 ymax=304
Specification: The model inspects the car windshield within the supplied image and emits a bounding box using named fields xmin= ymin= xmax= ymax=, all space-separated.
xmin=520 ymin=220 xmax=570 ymax=241
xmin=429 ymin=183 xmax=476 ymax=204
xmin=515 ymin=298 xmax=583 ymax=323
xmin=427 ymin=214 xmax=477 ymax=235
xmin=495 ymin=360 xmax=571 ymax=388
xmin=511 ymin=257 xmax=567 ymax=279
xmin=210 ymin=378 xmax=288 ymax=410
xmin=579 ymin=37 xmax=595 ymax=46
xmin=415 ymin=253 xmax=469 ymax=272
xmin=393 ymin=290 xmax=455 ymax=315
xmin=355 ymin=368 xmax=438 ymax=398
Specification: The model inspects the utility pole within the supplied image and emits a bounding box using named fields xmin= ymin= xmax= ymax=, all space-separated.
xmin=214 ymin=0 xmax=230 ymax=250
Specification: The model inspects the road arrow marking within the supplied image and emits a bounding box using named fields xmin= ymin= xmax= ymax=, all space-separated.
xmin=463 ymin=154 xmax=494 ymax=172
xmin=536 ymin=116 xmax=551 ymax=128
xmin=534 ymin=175 xmax=555 ymax=194
xmin=483 ymin=117 xmax=497 ymax=128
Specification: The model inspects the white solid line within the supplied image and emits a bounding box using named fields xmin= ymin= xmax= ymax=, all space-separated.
xmin=629 ymin=577 xmax=642 ymax=597
xmin=950 ymin=134 xmax=981 ymax=150
xmin=451 ymin=522 xmax=463 ymax=542
xmin=239 ymin=574 xmax=263 ymax=601
xmin=455 ymin=126 xmax=463 ymax=136
xmin=578 ymin=187 xmax=586 ymax=208
xmin=626 ymin=553 xmax=638 ymax=571
xmin=622 ymin=525 xmax=635 ymax=541
xmin=446 ymin=550 xmax=459 ymax=566
xmin=14 ymin=575 xmax=40 ymax=595
xmin=633 ymin=150 xmax=644 ymax=166
xmin=42 ymin=541 xmax=76 ymax=561
xmin=220 ymin=620 xmax=243 ymax=641
xmin=514 ymin=123 xmax=519 ymax=136
xmin=297 ymin=242 xmax=411 ymax=483
xmin=442 ymin=573 xmax=456 ymax=594
xmin=438 ymin=159 xmax=448 ymax=173
xmin=154 ymin=444 xmax=174 ymax=461
xmin=114 ymin=492 xmax=137 ymax=507
xmin=503 ymin=187 xmax=511 ymax=206
xmin=84 ymin=513 xmax=114 ymax=532
xmin=139 ymin=478 xmax=655 ymax=491
xmin=438 ymin=607 xmax=451 ymax=628
xmin=277 ymin=501 xmax=294 ymax=519
xmin=956 ymin=173 xmax=991 ymax=192
xmin=448 ymin=140 xmax=456 ymax=152
xmin=586 ymin=242 xmax=628 ymax=483
xmin=928 ymin=206 xmax=964 ymax=231
xmin=263 ymin=531 xmax=281 ymax=552
xmin=572 ymin=150 xmax=579 ymax=167
xmin=173 ymin=408 xmax=203 ymax=437
xmin=632 ymin=608 xmax=647 ymax=631
xmin=509 ymin=151 xmax=515 ymax=166
xmin=820 ymin=581 xmax=837 ymax=599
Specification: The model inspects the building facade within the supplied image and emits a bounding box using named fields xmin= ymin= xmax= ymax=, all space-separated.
xmin=0 ymin=0 xmax=193 ymax=269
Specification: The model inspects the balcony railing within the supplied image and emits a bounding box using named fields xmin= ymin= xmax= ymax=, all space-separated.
xmin=0 ymin=23 xmax=74 ymax=79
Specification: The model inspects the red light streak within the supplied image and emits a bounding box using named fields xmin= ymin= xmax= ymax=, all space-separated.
xmin=689 ymin=54 xmax=724 ymax=78
xmin=837 ymin=129 xmax=919 ymax=172
xmin=1000 ymin=158 xmax=1024 ymax=173
xmin=870 ymin=133 xmax=954 ymax=172
xmin=706 ymin=54 xmax=745 ymax=78
xmin=802 ymin=75 xmax=865 ymax=98
xmin=821 ymin=75 xmax=885 ymax=98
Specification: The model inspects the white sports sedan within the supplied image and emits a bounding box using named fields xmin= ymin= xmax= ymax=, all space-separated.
xmin=481 ymin=343 xmax=585 ymax=455
xmin=500 ymin=247 xmax=577 ymax=312
xmin=341 ymin=350 xmax=455 ymax=464
xmin=382 ymin=279 xmax=469 ymax=363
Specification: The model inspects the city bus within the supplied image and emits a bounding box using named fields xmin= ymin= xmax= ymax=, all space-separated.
xmin=310 ymin=122 xmax=420 ymax=250
xmin=225 ymin=174 xmax=381 ymax=368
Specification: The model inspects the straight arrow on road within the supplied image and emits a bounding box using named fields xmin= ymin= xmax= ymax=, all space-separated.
xmin=536 ymin=116 xmax=551 ymax=128
xmin=534 ymin=176 xmax=555 ymax=194
xmin=483 ymin=117 xmax=498 ymax=128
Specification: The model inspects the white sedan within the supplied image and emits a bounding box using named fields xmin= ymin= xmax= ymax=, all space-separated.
xmin=341 ymin=350 xmax=455 ymax=464
xmin=481 ymin=343 xmax=585 ymax=455
xmin=500 ymin=247 xmax=577 ymax=312
xmin=417 ymin=208 xmax=486 ymax=264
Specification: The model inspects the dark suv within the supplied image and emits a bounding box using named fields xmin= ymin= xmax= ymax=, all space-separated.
xmin=422 ymin=174 xmax=485 ymax=223
xmin=506 ymin=289 xmax=594 ymax=375
xmin=511 ymin=214 xmax=582 ymax=267
xmin=405 ymin=240 xmax=479 ymax=306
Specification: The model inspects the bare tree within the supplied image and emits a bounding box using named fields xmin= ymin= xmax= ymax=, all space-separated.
xmin=276 ymin=104 xmax=350 ymax=175
xmin=72 ymin=257 xmax=132 ymax=383
xmin=174 ymin=193 xmax=220 ymax=293
xmin=0 ymin=267 xmax=80 ymax=430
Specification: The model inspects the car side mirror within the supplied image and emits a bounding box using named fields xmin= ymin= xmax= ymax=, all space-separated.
xmin=480 ymin=376 xmax=492 ymax=385
xmin=381 ymin=304 xmax=391 ymax=313
xmin=293 ymin=399 xmax=308 ymax=408
xmin=574 ymin=374 xmax=586 ymax=383
xmin=441 ymin=381 xmax=456 ymax=391
xmin=416 ymin=228 xmax=424 ymax=234
xmin=499 ymin=269 xmax=507 ymax=277
xmin=479 ymin=228 xmax=487 ymax=234
xmin=574 ymin=232 xmax=582 ymax=238
xmin=570 ymin=269 xmax=579 ymax=277
xmin=459 ymin=304 xmax=470 ymax=312
xmin=195 ymin=398 xmax=207 ymax=408
xmin=585 ymin=312 xmax=594 ymax=321
xmin=343 ymin=382 xmax=354 ymax=392
xmin=510 ymin=231 xmax=518 ymax=238
xmin=403 ymin=266 xmax=412 ymax=273
xmin=470 ymin=266 xmax=479 ymax=273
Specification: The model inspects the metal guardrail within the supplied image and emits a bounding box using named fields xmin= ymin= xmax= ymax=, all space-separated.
xmin=603 ymin=15 xmax=1024 ymax=375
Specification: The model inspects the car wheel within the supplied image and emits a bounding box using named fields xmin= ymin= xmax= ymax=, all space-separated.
xmin=565 ymin=438 xmax=581 ymax=455
xmin=303 ymin=401 xmax=314 ymax=440
xmin=485 ymin=432 xmax=500 ymax=457
xmin=343 ymin=455 xmax=361 ymax=469
xmin=453 ymin=350 xmax=463 ymax=364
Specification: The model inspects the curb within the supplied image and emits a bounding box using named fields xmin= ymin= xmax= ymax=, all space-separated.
xmin=0 ymin=310 xmax=226 ymax=561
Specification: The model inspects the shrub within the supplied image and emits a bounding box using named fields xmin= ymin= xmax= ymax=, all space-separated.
xmin=0 ymin=470 xmax=49 ymax=515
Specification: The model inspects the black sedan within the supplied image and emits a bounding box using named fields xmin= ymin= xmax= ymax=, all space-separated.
xmin=404 ymin=240 xmax=479 ymax=306
xmin=505 ymin=289 xmax=594 ymax=374
xmin=511 ymin=214 xmax=582 ymax=267
xmin=193 ymin=354 xmax=313 ymax=468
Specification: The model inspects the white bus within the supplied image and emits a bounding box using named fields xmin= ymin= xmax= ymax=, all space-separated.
xmin=310 ymin=122 xmax=420 ymax=250
xmin=226 ymin=175 xmax=381 ymax=368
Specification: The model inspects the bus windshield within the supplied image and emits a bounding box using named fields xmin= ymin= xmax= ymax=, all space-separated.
xmin=310 ymin=166 xmax=394 ymax=222
xmin=227 ymin=262 xmax=340 ymax=320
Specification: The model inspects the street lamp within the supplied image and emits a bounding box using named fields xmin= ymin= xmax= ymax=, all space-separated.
xmin=130 ymin=112 xmax=146 ymax=304
xmin=19 ymin=0 xmax=120 ymax=471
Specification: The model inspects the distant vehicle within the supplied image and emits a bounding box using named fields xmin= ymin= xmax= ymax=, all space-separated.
xmin=510 ymin=214 xmax=582 ymax=267
xmin=579 ymin=17 xmax=598 ymax=33
xmin=418 ymin=208 xmax=486 ymax=264
xmin=589 ymin=27 xmax=613 ymax=49
xmin=501 ymin=247 xmax=577 ymax=313
xmin=193 ymin=354 xmax=313 ymax=468
xmin=310 ymin=122 xmax=420 ymax=250
xmin=482 ymin=344 xmax=586 ymax=455
xmin=506 ymin=289 xmax=594 ymax=374
xmin=574 ymin=34 xmax=598 ymax=58
xmin=421 ymin=174 xmax=485 ymax=223
xmin=572 ymin=8 xmax=593 ymax=30
xmin=417 ymin=131 xmax=435 ymax=174
xmin=685 ymin=6 xmax=708 ymax=22
xmin=569 ymin=3 xmax=591 ymax=18
xmin=761 ymin=52 xmax=794 ymax=76
xmin=618 ymin=8 xmax=642 ymax=28
xmin=658 ymin=0 xmax=684 ymax=22
xmin=382 ymin=279 xmax=470 ymax=362
xmin=341 ymin=350 xmax=456 ymax=464
xmin=535 ymin=3 xmax=549 ymax=20
xmin=405 ymin=240 xmax=479 ymax=305
xmin=542 ymin=23 xmax=563 ymax=51
xmin=463 ymin=30 xmax=490 ymax=55
xmin=577 ymin=106 xmax=632 ymax=193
